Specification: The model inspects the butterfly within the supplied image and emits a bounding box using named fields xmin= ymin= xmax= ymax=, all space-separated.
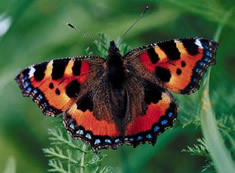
xmin=15 ymin=37 xmax=218 ymax=152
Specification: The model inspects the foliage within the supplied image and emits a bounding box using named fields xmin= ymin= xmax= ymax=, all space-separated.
xmin=43 ymin=126 xmax=112 ymax=173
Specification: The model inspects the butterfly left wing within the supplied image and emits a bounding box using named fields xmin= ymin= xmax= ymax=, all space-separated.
xmin=124 ymin=38 xmax=218 ymax=94
xmin=15 ymin=56 xmax=105 ymax=116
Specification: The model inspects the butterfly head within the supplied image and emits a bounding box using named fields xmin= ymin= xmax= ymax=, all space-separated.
xmin=108 ymin=41 xmax=121 ymax=58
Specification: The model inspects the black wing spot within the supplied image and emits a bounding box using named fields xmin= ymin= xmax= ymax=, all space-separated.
xmin=147 ymin=48 xmax=159 ymax=64
xmin=49 ymin=83 xmax=54 ymax=89
xmin=34 ymin=62 xmax=47 ymax=81
xmin=180 ymin=38 xmax=199 ymax=55
xmin=176 ymin=68 xmax=182 ymax=75
xmin=155 ymin=67 xmax=171 ymax=82
xmin=181 ymin=61 xmax=186 ymax=67
xmin=72 ymin=59 xmax=81 ymax=76
xmin=158 ymin=40 xmax=180 ymax=60
xmin=76 ymin=93 xmax=93 ymax=112
xmin=66 ymin=80 xmax=80 ymax=98
xmin=55 ymin=88 xmax=60 ymax=95
xmin=52 ymin=59 xmax=69 ymax=80
xmin=144 ymin=81 xmax=163 ymax=105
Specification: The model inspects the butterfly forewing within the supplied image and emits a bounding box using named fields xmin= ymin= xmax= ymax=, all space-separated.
xmin=124 ymin=37 xmax=218 ymax=94
xmin=15 ymin=56 xmax=105 ymax=116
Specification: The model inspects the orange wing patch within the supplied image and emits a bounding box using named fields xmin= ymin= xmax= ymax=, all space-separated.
xmin=15 ymin=57 xmax=93 ymax=116
xmin=126 ymin=92 xmax=172 ymax=135
xmin=64 ymin=98 xmax=121 ymax=151
xmin=139 ymin=38 xmax=218 ymax=94
xmin=156 ymin=44 xmax=204 ymax=93
xmin=66 ymin=104 xmax=119 ymax=137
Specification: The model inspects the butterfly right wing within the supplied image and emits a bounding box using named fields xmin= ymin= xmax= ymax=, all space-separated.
xmin=124 ymin=38 xmax=218 ymax=94
xmin=15 ymin=56 xmax=105 ymax=116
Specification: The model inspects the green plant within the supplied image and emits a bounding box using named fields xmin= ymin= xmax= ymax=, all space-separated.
xmin=43 ymin=125 xmax=112 ymax=173
xmin=181 ymin=10 xmax=235 ymax=173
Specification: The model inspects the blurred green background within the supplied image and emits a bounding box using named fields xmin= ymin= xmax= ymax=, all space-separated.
xmin=0 ymin=0 xmax=234 ymax=173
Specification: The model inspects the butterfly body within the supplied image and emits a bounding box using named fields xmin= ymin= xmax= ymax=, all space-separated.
xmin=16 ymin=37 xmax=218 ymax=151
xmin=106 ymin=41 xmax=126 ymax=89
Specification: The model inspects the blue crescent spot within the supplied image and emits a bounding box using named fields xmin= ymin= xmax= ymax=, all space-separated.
xmin=43 ymin=102 xmax=48 ymax=107
xmin=24 ymin=81 xmax=30 ymax=87
xmin=69 ymin=123 xmax=75 ymax=130
xmin=168 ymin=112 xmax=173 ymax=118
xmin=94 ymin=139 xmax=101 ymax=145
xmin=129 ymin=138 xmax=134 ymax=142
xmin=199 ymin=61 xmax=204 ymax=66
xmin=204 ymin=45 xmax=209 ymax=50
xmin=137 ymin=136 xmax=143 ymax=141
xmin=105 ymin=139 xmax=112 ymax=144
xmin=146 ymin=134 xmax=152 ymax=139
xmin=195 ymin=68 xmax=200 ymax=73
xmin=26 ymin=87 xmax=32 ymax=92
xmin=33 ymin=89 xmax=38 ymax=94
xmin=76 ymin=129 xmax=84 ymax=135
xmin=205 ymin=51 xmax=210 ymax=56
xmin=38 ymin=94 xmax=43 ymax=99
xmin=114 ymin=139 xmax=120 ymax=143
xmin=154 ymin=125 xmax=160 ymax=132
xmin=161 ymin=119 xmax=168 ymax=125
xmin=23 ymin=76 xmax=28 ymax=80
xmin=124 ymin=137 xmax=129 ymax=141
xmin=85 ymin=133 xmax=92 ymax=140
xmin=193 ymin=78 xmax=197 ymax=82
xmin=204 ymin=57 xmax=209 ymax=62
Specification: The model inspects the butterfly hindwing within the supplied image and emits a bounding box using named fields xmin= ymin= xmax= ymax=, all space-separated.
xmin=125 ymin=38 xmax=218 ymax=94
xmin=15 ymin=56 xmax=104 ymax=116
xmin=125 ymin=80 xmax=178 ymax=147
xmin=64 ymin=92 xmax=120 ymax=151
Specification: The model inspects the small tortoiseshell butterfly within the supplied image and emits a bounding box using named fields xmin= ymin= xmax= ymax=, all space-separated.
xmin=15 ymin=28 xmax=218 ymax=152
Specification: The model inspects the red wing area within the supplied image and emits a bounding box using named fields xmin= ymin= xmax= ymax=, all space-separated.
xmin=136 ymin=38 xmax=218 ymax=94
xmin=15 ymin=57 xmax=104 ymax=116
xmin=64 ymin=111 xmax=121 ymax=151
xmin=64 ymin=81 xmax=178 ymax=151
xmin=64 ymin=93 xmax=121 ymax=151
xmin=124 ymin=81 xmax=178 ymax=147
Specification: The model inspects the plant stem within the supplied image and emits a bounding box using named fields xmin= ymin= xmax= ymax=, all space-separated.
xmin=80 ymin=144 xmax=87 ymax=173
xmin=200 ymin=9 xmax=235 ymax=173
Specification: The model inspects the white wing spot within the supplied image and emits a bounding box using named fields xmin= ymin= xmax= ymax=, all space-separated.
xmin=195 ymin=39 xmax=203 ymax=48
xmin=28 ymin=67 xmax=35 ymax=78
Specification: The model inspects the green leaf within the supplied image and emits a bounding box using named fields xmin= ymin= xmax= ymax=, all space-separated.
xmin=43 ymin=125 xmax=112 ymax=173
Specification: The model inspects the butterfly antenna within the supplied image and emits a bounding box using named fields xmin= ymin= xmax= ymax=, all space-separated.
xmin=117 ymin=6 xmax=149 ymax=46
xmin=66 ymin=23 xmax=107 ymax=50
